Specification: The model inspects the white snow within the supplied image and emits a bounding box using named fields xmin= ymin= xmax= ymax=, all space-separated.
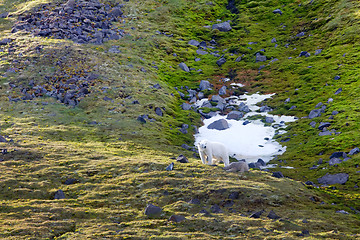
xmin=194 ymin=93 xmax=297 ymax=163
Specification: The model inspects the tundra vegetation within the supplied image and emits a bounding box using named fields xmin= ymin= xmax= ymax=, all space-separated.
xmin=0 ymin=0 xmax=360 ymax=239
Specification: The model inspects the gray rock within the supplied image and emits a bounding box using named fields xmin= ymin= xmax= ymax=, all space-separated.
xmin=211 ymin=95 xmax=225 ymax=103
xmin=64 ymin=178 xmax=78 ymax=185
xmin=199 ymin=80 xmax=212 ymax=91
xmin=309 ymin=121 xmax=316 ymax=128
xmin=196 ymin=49 xmax=208 ymax=55
xmin=308 ymin=109 xmax=322 ymax=119
xmin=219 ymin=86 xmax=227 ymax=95
xmin=329 ymin=158 xmax=342 ymax=166
xmin=272 ymin=171 xmax=284 ymax=178
xmin=207 ymin=119 xmax=229 ymax=130
xmin=330 ymin=152 xmax=347 ymax=159
xmin=267 ymin=210 xmax=281 ymax=220
xmin=265 ymin=117 xmax=274 ymax=123
xmin=168 ymin=215 xmax=186 ymax=222
xmin=317 ymin=173 xmax=349 ymax=185
xmin=54 ymin=190 xmax=65 ymax=199
xmin=318 ymin=122 xmax=331 ymax=130
xmin=216 ymin=58 xmax=226 ymax=67
xmin=319 ymin=130 xmax=333 ymax=136
xmin=334 ymin=88 xmax=342 ymax=95
xmin=181 ymin=103 xmax=192 ymax=110
xmin=179 ymin=62 xmax=190 ymax=72
xmin=332 ymin=110 xmax=339 ymax=115
xmin=349 ymin=147 xmax=360 ymax=156
xmin=271 ymin=38 xmax=277 ymax=43
xmin=259 ymin=105 xmax=272 ymax=112
xmin=334 ymin=75 xmax=341 ymax=80
xmin=250 ymin=210 xmax=264 ymax=218
xmin=315 ymin=102 xmax=323 ymax=108
xmin=296 ymin=32 xmax=305 ymax=37
xmin=197 ymin=92 xmax=205 ymax=99
xmin=0 ymin=38 xmax=12 ymax=45
xmin=227 ymin=111 xmax=244 ymax=120
xmin=108 ymin=7 xmax=123 ymax=18
xmin=0 ymin=12 xmax=9 ymax=18
xmin=314 ymin=49 xmax=322 ymax=55
xmin=255 ymin=52 xmax=267 ymax=62
xmin=144 ymin=204 xmax=162 ymax=216
xmin=273 ymin=9 xmax=283 ymax=15
xmin=188 ymin=39 xmax=200 ymax=47
xmin=176 ymin=154 xmax=189 ymax=163
xmin=0 ymin=135 xmax=7 ymax=142
xmin=155 ymin=107 xmax=163 ymax=116
xmin=137 ymin=116 xmax=147 ymax=123
xmin=210 ymin=204 xmax=223 ymax=213
xmin=195 ymin=57 xmax=201 ymax=62
xmin=299 ymin=51 xmax=310 ymax=57
xmin=212 ymin=22 xmax=232 ymax=32
xmin=166 ymin=162 xmax=174 ymax=171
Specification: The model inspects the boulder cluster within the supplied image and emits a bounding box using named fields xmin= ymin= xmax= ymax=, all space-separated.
xmin=12 ymin=0 xmax=125 ymax=44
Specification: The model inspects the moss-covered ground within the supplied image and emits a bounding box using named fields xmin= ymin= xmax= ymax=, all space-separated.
xmin=0 ymin=0 xmax=360 ymax=239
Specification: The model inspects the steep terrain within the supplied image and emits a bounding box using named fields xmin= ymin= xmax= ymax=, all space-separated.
xmin=0 ymin=0 xmax=360 ymax=239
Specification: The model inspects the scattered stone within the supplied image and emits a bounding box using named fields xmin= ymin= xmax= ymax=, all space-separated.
xmin=199 ymin=80 xmax=212 ymax=91
xmin=137 ymin=115 xmax=147 ymax=124
xmin=188 ymin=39 xmax=200 ymax=47
xmin=334 ymin=88 xmax=342 ymax=95
xmin=308 ymin=109 xmax=322 ymax=119
xmin=349 ymin=147 xmax=360 ymax=156
xmin=318 ymin=173 xmax=349 ymax=185
xmin=314 ymin=49 xmax=322 ymax=55
xmin=309 ymin=121 xmax=316 ymax=128
xmin=250 ymin=210 xmax=264 ymax=218
xmin=54 ymin=190 xmax=65 ymax=199
xmin=180 ymin=103 xmax=192 ymax=110
xmin=267 ymin=210 xmax=281 ymax=220
xmin=296 ymin=32 xmax=305 ymax=37
xmin=259 ymin=105 xmax=273 ymax=112
xmin=155 ymin=107 xmax=163 ymax=117
xmin=272 ymin=171 xmax=284 ymax=178
xmin=255 ymin=52 xmax=267 ymax=62
xmin=0 ymin=12 xmax=9 ymax=18
xmin=330 ymin=152 xmax=347 ymax=159
xmin=216 ymin=58 xmax=227 ymax=67
xmin=318 ymin=122 xmax=331 ymax=130
xmin=235 ymin=56 xmax=242 ymax=62
xmin=179 ymin=62 xmax=190 ymax=72
xmin=166 ymin=162 xmax=174 ymax=171
xmin=144 ymin=204 xmax=162 ymax=216
xmin=334 ymin=75 xmax=341 ymax=80
xmin=227 ymin=111 xmax=244 ymax=120
xmin=265 ymin=117 xmax=274 ymax=123
xmin=272 ymin=9 xmax=283 ymax=15
xmin=219 ymin=86 xmax=227 ymax=95
xmin=212 ymin=22 xmax=232 ymax=32
xmin=271 ymin=38 xmax=277 ymax=43
xmin=329 ymin=158 xmax=342 ymax=166
xmin=207 ymin=119 xmax=229 ymax=130
xmin=210 ymin=204 xmax=223 ymax=213
xmin=168 ymin=215 xmax=186 ymax=223
xmin=64 ymin=178 xmax=78 ymax=185
xmin=176 ymin=154 xmax=189 ymax=163
xmin=299 ymin=51 xmax=310 ymax=57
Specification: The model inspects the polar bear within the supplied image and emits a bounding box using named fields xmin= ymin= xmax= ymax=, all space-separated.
xmin=197 ymin=140 xmax=230 ymax=167
xmin=223 ymin=161 xmax=249 ymax=172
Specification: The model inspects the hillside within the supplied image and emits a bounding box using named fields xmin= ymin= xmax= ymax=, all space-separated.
xmin=0 ymin=0 xmax=360 ymax=239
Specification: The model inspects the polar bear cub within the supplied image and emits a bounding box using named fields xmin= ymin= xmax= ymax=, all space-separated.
xmin=197 ymin=139 xmax=230 ymax=167
xmin=223 ymin=161 xmax=249 ymax=172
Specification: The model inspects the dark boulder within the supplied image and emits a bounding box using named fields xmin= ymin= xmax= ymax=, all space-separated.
xmin=176 ymin=154 xmax=189 ymax=163
xmin=272 ymin=171 xmax=284 ymax=178
xmin=210 ymin=204 xmax=223 ymax=213
xmin=144 ymin=204 xmax=162 ymax=217
xmin=349 ymin=147 xmax=360 ymax=156
xmin=267 ymin=210 xmax=281 ymax=220
xmin=299 ymin=51 xmax=310 ymax=57
xmin=212 ymin=22 xmax=232 ymax=32
xmin=216 ymin=58 xmax=226 ymax=67
xmin=227 ymin=111 xmax=244 ymax=120
xmin=334 ymin=88 xmax=342 ymax=95
xmin=54 ymin=190 xmax=65 ymax=199
xmin=168 ymin=215 xmax=186 ymax=223
xmin=250 ymin=210 xmax=264 ymax=218
xmin=199 ymin=80 xmax=212 ymax=91
xmin=317 ymin=173 xmax=349 ymax=185
xmin=179 ymin=62 xmax=190 ymax=72
xmin=308 ymin=109 xmax=322 ymax=119
xmin=155 ymin=107 xmax=163 ymax=117
xmin=318 ymin=122 xmax=331 ymax=130
xmin=330 ymin=152 xmax=347 ymax=159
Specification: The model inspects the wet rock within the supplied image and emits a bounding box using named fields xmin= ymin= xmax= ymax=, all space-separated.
xmin=212 ymin=22 xmax=232 ymax=32
xmin=273 ymin=9 xmax=283 ymax=15
xmin=349 ymin=147 xmax=360 ymax=156
xmin=199 ymin=80 xmax=212 ymax=91
xmin=227 ymin=111 xmax=244 ymax=120
xmin=207 ymin=119 xmax=229 ymax=130
xmin=317 ymin=173 xmax=349 ymax=185
xmin=54 ymin=190 xmax=65 ymax=199
xmin=216 ymin=58 xmax=226 ymax=67
xmin=176 ymin=154 xmax=188 ymax=163
xmin=179 ymin=62 xmax=190 ymax=72
xmin=267 ymin=210 xmax=281 ymax=220
xmin=144 ymin=204 xmax=162 ymax=216
xmin=210 ymin=204 xmax=223 ymax=213
xmin=272 ymin=171 xmax=284 ymax=178
xmin=168 ymin=215 xmax=186 ymax=222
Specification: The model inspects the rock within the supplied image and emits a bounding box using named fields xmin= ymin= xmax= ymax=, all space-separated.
xmin=207 ymin=119 xmax=229 ymax=130
xmin=216 ymin=58 xmax=226 ymax=67
xmin=0 ymin=136 xmax=7 ymax=142
xmin=219 ymin=86 xmax=227 ymax=95
xmin=155 ymin=107 xmax=163 ymax=117
xmin=189 ymin=198 xmax=200 ymax=204
xmin=196 ymin=49 xmax=208 ymax=55
xmin=334 ymin=75 xmax=341 ymax=80
xmin=195 ymin=57 xmax=201 ymax=62
xmin=308 ymin=109 xmax=322 ymax=119
xmin=319 ymin=130 xmax=333 ymax=136
xmin=168 ymin=215 xmax=186 ymax=222
xmin=299 ymin=51 xmax=310 ymax=57
xmin=272 ymin=171 xmax=284 ymax=178
xmin=250 ymin=210 xmax=264 ymax=218
xmin=296 ymin=32 xmax=305 ymax=37
xmin=260 ymin=105 xmax=273 ymax=112
xmin=54 ymin=190 xmax=65 ymax=199
xmin=257 ymin=159 xmax=266 ymax=166
xmin=235 ymin=56 xmax=242 ymax=62
xmin=212 ymin=22 xmax=232 ymax=32
xmin=179 ymin=62 xmax=190 ymax=72
xmin=334 ymin=88 xmax=342 ymax=95
xmin=211 ymin=95 xmax=225 ymax=103
xmin=188 ymin=39 xmax=200 ymax=47
xmin=271 ymin=38 xmax=277 ymax=43
xmin=318 ymin=122 xmax=331 ymax=130
xmin=309 ymin=121 xmax=316 ymax=128
xmin=336 ymin=210 xmax=349 ymax=214
xmin=330 ymin=152 xmax=347 ymax=159
xmin=314 ymin=49 xmax=322 ymax=55
xmin=255 ymin=52 xmax=267 ymax=62
xmin=144 ymin=204 xmax=162 ymax=216
xmin=199 ymin=209 xmax=212 ymax=216
xmin=227 ymin=111 xmax=244 ymax=120
xmin=305 ymin=181 xmax=314 ymax=186
xmin=0 ymin=12 xmax=9 ymax=18
xmin=137 ymin=115 xmax=147 ymax=123
xmin=243 ymin=120 xmax=251 ymax=125
xmin=267 ymin=210 xmax=281 ymax=220
xmin=176 ymin=154 xmax=189 ymax=163
xmin=64 ymin=178 xmax=78 ymax=185
xmin=273 ymin=9 xmax=283 ymax=15
xmin=238 ymin=103 xmax=250 ymax=113
xmin=210 ymin=204 xmax=223 ymax=213
xmin=329 ymin=158 xmax=342 ymax=166
xmin=180 ymin=103 xmax=192 ymax=110
xmin=199 ymin=80 xmax=212 ymax=90
xmin=317 ymin=173 xmax=349 ymax=185
xmin=166 ymin=162 xmax=174 ymax=171
xmin=349 ymin=147 xmax=360 ymax=156
xmin=0 ymin=38 xmax=12 ymax=45
xmin=265 ymin=117 xmax=274 ymax=123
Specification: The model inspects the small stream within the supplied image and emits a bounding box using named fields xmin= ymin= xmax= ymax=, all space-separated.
xmin=194 ymin=93 xmax=297 ymax=164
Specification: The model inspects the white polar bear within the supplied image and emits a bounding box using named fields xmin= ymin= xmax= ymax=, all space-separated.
xmin=197 ymin=139 xmax=230 ymax=167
